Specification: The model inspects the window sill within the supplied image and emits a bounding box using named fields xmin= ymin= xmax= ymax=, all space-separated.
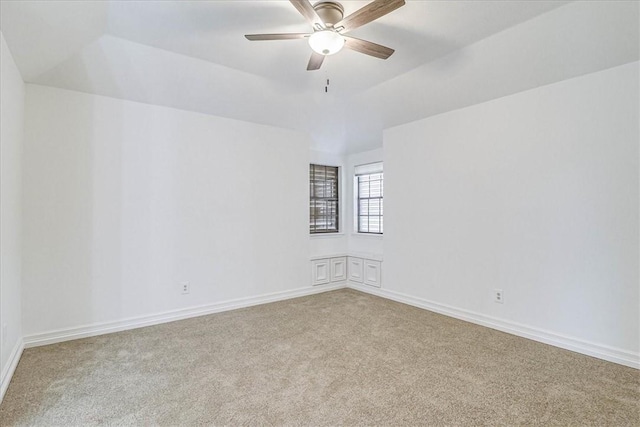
xmin=351 ymin=233 xmax=383 ymax=238
xmin=310 ymin=233 xmax=345 ymax=238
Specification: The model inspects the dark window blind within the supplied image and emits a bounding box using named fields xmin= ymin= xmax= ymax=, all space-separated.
xmin=310 ymin=164 xmax=339 ymax=233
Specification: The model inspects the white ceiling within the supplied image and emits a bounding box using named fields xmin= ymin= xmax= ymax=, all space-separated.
xmin=1 ymin=1 xmax=638 ymax=153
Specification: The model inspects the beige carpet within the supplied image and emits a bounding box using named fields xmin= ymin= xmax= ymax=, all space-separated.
xmin=1 ymin=289 xmax=638 ymax=426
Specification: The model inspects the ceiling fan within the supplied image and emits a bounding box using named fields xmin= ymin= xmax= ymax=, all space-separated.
xmin=245 ymin=0 xmax=405 ymax=71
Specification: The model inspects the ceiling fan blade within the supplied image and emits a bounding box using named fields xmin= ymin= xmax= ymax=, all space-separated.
xmin=290 ymin=0 xmax=325 ymax=31
xmin=333 ymin=0 xmax=405 ymax=34
xmin=344 ymin=36 xmax=394 ymax=59
xmin=307 ymin=52 xmax=325 ymax=71
xmin=245 ymin=33 xmax=310 ymax=41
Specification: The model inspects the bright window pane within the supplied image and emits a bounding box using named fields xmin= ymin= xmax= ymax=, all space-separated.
xmin=357 ymin=171 xmax=383 ymax=234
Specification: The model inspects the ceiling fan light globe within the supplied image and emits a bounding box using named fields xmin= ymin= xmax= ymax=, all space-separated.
xmin=308 ymin=30 xmax=345 ymax=56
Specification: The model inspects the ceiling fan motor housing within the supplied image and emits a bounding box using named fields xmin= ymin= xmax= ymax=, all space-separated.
xmin=313 ymin=1 xmax=344 ymax=27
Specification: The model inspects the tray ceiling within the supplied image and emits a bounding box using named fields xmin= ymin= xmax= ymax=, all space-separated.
xmin=1 ymin=1 xmax=637 ymax=152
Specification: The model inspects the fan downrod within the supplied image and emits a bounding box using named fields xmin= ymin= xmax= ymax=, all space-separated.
xmin=313 ymin=1 xmax=344 ymax=27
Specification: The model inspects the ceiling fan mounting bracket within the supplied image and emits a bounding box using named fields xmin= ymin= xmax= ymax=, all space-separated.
xmin=312 ymin=1 xmax=344 ymax=27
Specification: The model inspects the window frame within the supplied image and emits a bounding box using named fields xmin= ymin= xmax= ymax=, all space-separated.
xmin=355 ymin=163 xmax=383 ymax=235
xmin=309 ymin=164 xmax=340 ymax=234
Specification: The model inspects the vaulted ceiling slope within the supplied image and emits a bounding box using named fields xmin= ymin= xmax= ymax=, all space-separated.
xmin=1 ymin=1 xmax=638 ymax=153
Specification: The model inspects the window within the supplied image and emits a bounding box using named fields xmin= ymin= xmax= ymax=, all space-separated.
xmin=356 ymin=162 xmax=383 ymax=234
xmin=310 ymin=164 xmax=339 ymax=233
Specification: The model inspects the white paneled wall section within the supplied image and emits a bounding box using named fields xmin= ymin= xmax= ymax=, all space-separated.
xmin=330 ymin=257 xmax=347 ymax=282
xmin=311 ymin=254 xmax=382 ymax=288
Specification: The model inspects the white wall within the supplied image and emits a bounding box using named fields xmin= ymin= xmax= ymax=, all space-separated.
xmin=346 ymin=148 xmax=383 ymax=256
xmin=0 ymin=33 xmax=25 ymax=397
xmin=22 ymin=85 xmax=310 ymax=337
xmin=384 ymin=62 xmax=639 ymax=365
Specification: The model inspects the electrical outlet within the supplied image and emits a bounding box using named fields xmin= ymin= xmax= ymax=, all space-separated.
xmin=181 ymin=281 xmax=190 ymax=295
xmin=494 ymin=289 xmax=504 ymax=304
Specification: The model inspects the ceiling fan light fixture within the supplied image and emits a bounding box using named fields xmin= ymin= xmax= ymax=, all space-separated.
xmin=308 ymin=30 xmax=344 ymax=55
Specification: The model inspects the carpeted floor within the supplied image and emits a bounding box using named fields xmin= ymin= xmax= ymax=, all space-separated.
xmin=1 ymin=289 xmax=638 ymax=426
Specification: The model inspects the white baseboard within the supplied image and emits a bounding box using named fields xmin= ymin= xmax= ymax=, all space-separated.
xmin=347 ymin=282 xmax=639 ymax=369
xmin=1 ymin=338 xmax=24 ymax=403
xmin=17 ymin=280 xmax=639 ymax=373
xmin=23 ymin=283 xmax=346 ymax=349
